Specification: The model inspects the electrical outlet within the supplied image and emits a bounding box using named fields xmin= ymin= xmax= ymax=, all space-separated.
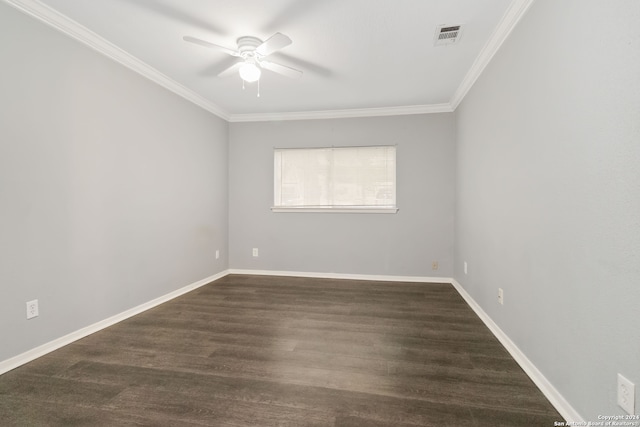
xmin=26 ymin=300 xmax=39 ymax=319
xmin=618 ymin=373 xmax=635 ymax=415
xmin=252 ymin=248 xmax=259 ymax=257
xmin=498 ymin=288 xmax=504 ymax=305
xmin=215 ymin=250 xmax=220 ymax=260
xmin=432 ymin=261 xmax=438 ymax=270
xmin=464 ymin=261 xmax=468 ymax=275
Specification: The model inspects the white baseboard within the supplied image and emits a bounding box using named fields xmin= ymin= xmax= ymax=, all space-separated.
xmin=450 ymin=279 xmax=583 ymax=423
xmin=1 ymin=268 xmax=582 ymax=424
xmin=232 ymin=270 xmax=582 ymax=422
xmin=0 ymin=270 xmax=230 ymax=376
xmin=228 ymin=269 xmax=450 ymax=284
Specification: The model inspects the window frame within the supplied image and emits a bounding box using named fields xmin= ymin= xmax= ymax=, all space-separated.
xmin=271 ymin=145 xmax=398 ymax=214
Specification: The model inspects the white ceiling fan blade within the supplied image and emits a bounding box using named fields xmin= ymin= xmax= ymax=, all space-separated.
xmin=255 ymin=32 xmax=292 ymax=57
xmin=183 ymin=36 xmax=240 ymax=57
xmin=260 ymin=60 xmax=303 ymax=79
xmin=217 ymin=61 xmax=244 ymax=77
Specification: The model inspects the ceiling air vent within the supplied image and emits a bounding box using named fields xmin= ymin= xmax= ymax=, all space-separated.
xmin=434 ymin=24 xmax=463 ymax=46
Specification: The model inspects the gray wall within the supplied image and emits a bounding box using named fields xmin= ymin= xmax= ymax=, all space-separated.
xmin=0 ymin=3 xmax=228 ymax=362
xmin=455 ymin=0 xmax=640 ymax=419
xmin=229 ymin=114 xmax=455 ymax=277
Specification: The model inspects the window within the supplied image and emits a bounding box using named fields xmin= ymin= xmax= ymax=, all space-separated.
xmin=273 ymin=145 xmax=397 ymax=213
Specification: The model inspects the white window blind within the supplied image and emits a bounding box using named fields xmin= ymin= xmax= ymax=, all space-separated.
xmin=273 ymin=146 xmax=397 ymax=213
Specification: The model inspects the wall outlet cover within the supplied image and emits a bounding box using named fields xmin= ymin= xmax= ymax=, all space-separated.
xmin=618 ymin=373 xmax=636 ymax=415
xmin=26 ymin=299 xmax=39 ymax=319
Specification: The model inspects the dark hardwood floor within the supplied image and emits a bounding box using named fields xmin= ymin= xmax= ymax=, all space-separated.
xmin=0 ymin=274 xmax=562 ymax=426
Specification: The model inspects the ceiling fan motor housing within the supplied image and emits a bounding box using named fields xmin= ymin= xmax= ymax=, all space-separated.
xmin=237 ymin=36 xmax=262 ymax=58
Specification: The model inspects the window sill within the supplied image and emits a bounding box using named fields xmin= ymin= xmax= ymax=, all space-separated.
xmin=271 ymin=207 xmax=399 ymax=214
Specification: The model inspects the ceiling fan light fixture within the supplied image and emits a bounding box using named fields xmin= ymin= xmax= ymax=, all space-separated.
xmin=239 ymin=62 xmax=261 ymax=82
xmin=183 ymin=32 xmax=302 ymax=86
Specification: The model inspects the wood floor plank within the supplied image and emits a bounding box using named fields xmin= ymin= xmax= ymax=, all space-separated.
xmin=0 ymin=396 xmax=204 ymax=427
xmin=107 ymin=386 xmax=336 ymax=427
xmin=0 ymin=274 xmax=563 ymax=426
xmin=0 ymin=371 xmax=125 ymax=409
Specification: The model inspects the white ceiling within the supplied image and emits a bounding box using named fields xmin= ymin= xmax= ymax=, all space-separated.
xmin=12 ymin=0 xmax=531 ymax=121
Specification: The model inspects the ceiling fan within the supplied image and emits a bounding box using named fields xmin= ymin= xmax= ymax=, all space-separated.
xmin=183 ymin=32 xmax=303 ymax=84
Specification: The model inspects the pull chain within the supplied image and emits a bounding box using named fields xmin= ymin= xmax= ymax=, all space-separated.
xmin=240 ymin=78 xmax=260 ymax=97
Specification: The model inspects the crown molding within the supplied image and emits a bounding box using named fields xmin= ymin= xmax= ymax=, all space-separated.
xmin=5 ymin=0 xmax=529 ymax=122
xmin=449 ymin=0 xmax=536 ymax=110
xmin=3 ymin=0 xmax=230 ymax=121
xmin=228 ymin=103 xmax=454 ymax=122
